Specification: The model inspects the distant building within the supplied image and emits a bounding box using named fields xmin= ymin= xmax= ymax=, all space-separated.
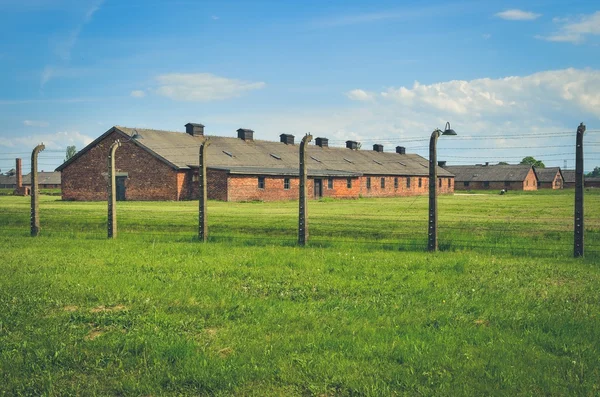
xmin=585 ymin=177 xmax=600 ymax=188
xmin=56 ymin=123 xmax=455 ymax=201
xmin=22 ymin=172 xmax=61 ymax=189
xmin=0 ymin=174 xmax=15 ymax=188
xmin=443 ymin=164 xmax=538 ymax=191
xmin=562 ymin=170 xmax=576 ymax=188
xmin=534 ymin=167 xmax=564 ymax=189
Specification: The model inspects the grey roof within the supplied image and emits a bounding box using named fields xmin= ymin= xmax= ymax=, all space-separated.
xmin=0 ymin=174 xmax=15 ymax=186
xmin=444 ymin=164 xmax=535 ymax=182
xmin=58 ymin=126 xmax=453 ymax=178
xmin=586 ymin=177 xmax=600 ymax=182
xmin=562 ymin=170 xmax=576 ymax=183
xmin=533 ymin=167 xmax=562 ymax=183
xmin=22 ymin=172 xmax=61 ymax=185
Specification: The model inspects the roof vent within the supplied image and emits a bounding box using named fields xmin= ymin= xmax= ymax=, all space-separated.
xmin=396 ymin=146 xmax=406 ymax=155
xmin=280 ymin=134 xmax=294 ymax=145
xmin=185 ymin=123 xmax=204 ymax=137
xmin=346 ymin=141 xmax=358 ymax=150
xmin=315 ymin=137 xmax=328 ymax=148
xmin=237 ymin=128 xmax=254 ymax=141
xmin=373 ymin=144 xmax=383 ymax=153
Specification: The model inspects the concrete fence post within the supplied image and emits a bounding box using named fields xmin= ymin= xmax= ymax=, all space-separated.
xmin=198 ymin=140 xmax=210 ymax=242
xmin=428 ymin=131 xmax=440 ymax=251
xmin=30 ymin=143 xmax=45 ymax=236
xmin=107 ymin=140 xmax=121 ymax=239
xmin=298 ymin=133 xmax=313 ymax=246
xmin=574 ymin=122 xmax=586 ymax=257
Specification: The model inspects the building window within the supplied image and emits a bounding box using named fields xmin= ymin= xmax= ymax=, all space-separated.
xmin=438 ymin=178 xmax=442 ymax=188
xmin=483 ymin=181 xmax=490 ymax=188
xmin=418 ymin=178 xmax=422 ymax=188
xmin=258 ymin=176 xmax=265 ymax=189
xmin=328 ymin=178 xmax=333 ymax=189
xmin=526 ymin=180 xmax=529 ymax=186
xmin=394 ymin=177 xmax=398 ymax=189
xmin=407 ymin=177 xmax=411 ymax=188
xmin=380 ymin=178 xmax=385 ymax=189
xmin=505 ymin=181 xmax=511 ymax=187
xmin=284 ymin=178 xmax=290 ymax=190
xmin=192 ymin=174 xmax=199 ymax=182
xmin=347 ymin=178 xmax=352 ymax=189
xmin=367 ymin=177 xmax=371 ymax=190
xmin=448 ymin=178 xmax=451 ymax=187
xmin=464 ymin=181 xmax=470 ymax=187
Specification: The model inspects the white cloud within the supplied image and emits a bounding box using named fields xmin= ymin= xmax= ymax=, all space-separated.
xmin=346 ymin=89 xmax=375 ymax=101
xmin=495 ymin=9 xmax=541 ymax=21
xmin=155 ymin=73 xmax=266 ymax=102
xmin=482 ymin=33 xmax=492 ymax=40
xmin=536 ymin=11 xmax=600 ymax=44
xmin=130 ymin=90 xmax=146 ymax=98
xmin=211 ymin=15 xmax=219 ymax=20
xmin=0 ymin=131 xmax=93 ymax=150
xmin=24 ymin=120 xmax=50 ymax=127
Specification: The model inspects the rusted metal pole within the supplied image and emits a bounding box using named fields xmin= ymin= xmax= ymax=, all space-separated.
xmin=30 ymin=144 xmax=45 ymax=236
xmin=198 ymin=140 xmax=210 ymax=242
xmin=574 ymin=122 xmax=586 ymax=257
xmin=298 ymin=133 xmax=313 ymax=246
xmin=107 ymin=140 xmax=121 ymax=239
xmin=428 ymin=130 xmax=441 ymax=251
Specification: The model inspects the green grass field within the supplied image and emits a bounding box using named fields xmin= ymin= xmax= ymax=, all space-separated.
xmin=1 ymin=190 xmax=599 ymax=395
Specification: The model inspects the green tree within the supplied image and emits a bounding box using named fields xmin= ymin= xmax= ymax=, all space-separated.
xmin=520 ymin=156 xmax=545 ymax=168
xmin=587 ymin=166 xmax=600 ymax=177
xmin=497 ymin=162 xmax=509 ymax=165
xmin=65 ymin=146 xmax=77 ymax=161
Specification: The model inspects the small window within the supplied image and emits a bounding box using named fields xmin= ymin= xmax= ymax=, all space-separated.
xmin=398 ymin=162 xmax=406 ymax=166
xmin=284 ymin=178 xmax=290 ymax=190
xmin=439 ymin=178 xmax=442 ymax=188
xmin=347 ymin=178 xmax=352 ymax=189
xmin=258 ymin=176 xmax=265 ymax=189
xmin=310 ymin=156 xmax=322 ymax=163
xmin=373 ymin=160 xmax=383 ymax=166
xmin=270 ymin=153 xmax=281 ymax=160
xmin=193 ymin=174 xmax=199 ymax=182
xmin=505 ymin=181 xmax=511 ymax=187
xmin=394 ymin=177 xmax=398 ymax=189
xmin=407 ymin=178 xmax=411 ymax=188
xmin=328 ymin=178 xmax=333 ymax=189
xmin=448 ymin=178 xmax=451 ymax=187
xmin=366 ymin=177 xmax=371 ymax=189
xmin=222 ymin=150 xmax=233 ymax=157
xmin=464 ymin=181 xmax=470 ymax=187
xmin=418 ymin=178 xmax=422 ymax=188
xmin=380 ymin=178 xmax=385 ymax=189
xmin=526 ymin=180 xmax=529 ymax=186
xmin=343 ymin=158 xmax=353 ymax=164
xmin=483 ymin=181 xmax=490 ymax=188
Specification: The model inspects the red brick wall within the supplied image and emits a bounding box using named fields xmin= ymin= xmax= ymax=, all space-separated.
xmin=538 ymin=172 xmax=563 ymax=189
xmin=184 ymin=169 xmax=229 ymax=201
xmin=523 ymin=169 xmax=538 ymax=191
xmin=61 ymin=130 xmax=179 ymax=201
xmin=455 ymin=170 xmax=538 ymax=191
xmin=359 ymin=175 xmax=454 ymax=197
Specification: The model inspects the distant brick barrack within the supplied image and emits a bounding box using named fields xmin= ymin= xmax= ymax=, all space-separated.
xmin=56 ymin=123 xmax=455 ymax=201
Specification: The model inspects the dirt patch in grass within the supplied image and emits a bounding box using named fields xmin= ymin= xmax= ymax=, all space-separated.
xmin=218 ymin=347 xmax=234 ymax=358
xmin=474 ymin=319 xmax=490 ymax=327
xmin=90 ymin=304 xmax=127 ymax=313
xmin=85 ymin=329 xmax=105 ymax=341
xmin=63 ymin=305 xmax=78 ymax=312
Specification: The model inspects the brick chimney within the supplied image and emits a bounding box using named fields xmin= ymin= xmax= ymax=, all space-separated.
xmin=315 ymin=137 xmax=328 ymax=148
xmin=396 ymin=146 xmax=406 ymax=154
xmin=346 ymin=141 xmax=358 ymax=150
xmin=185 ymin=123 xmax=204 ymax=137
xmin=373 ymin=144 xmax=383 ymax=153
xmin=237 ymin=128 xmax=254 ymax=141
xmin=280 ymin=134 xmax=294 ymax=145
xmin=438 ymin=161 xmax=447 ymax=167
xmin=15 ymin=158 xmax=22 ymax=188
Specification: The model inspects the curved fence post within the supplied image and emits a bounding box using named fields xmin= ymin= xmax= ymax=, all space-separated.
xmin=199 ymin=139 xmax=210 ymax=242
xmin=298 ymin=133 xmax=313 ymax=246
xmin=108 ymin=140 xmax=121 ymax=239
xmin=30 ymin=143 xmax=45 ymax=236
xmin=574 ymin=122 xmax=586 ymax=257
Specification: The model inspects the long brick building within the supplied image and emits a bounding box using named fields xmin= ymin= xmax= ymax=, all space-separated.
xmin=56 ymin=123 xmax=455 ymax=201
xmin=443 ymin=164 xmax=538 ymax=191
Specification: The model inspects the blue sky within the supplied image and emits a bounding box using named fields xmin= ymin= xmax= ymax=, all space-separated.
xmin=1 ymin=0 xmax=599 ymax=172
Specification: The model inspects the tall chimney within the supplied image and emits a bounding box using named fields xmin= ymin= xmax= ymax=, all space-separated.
xmin=315 ymin=137 xmax=328 ymax=148
xmin=237 ymin=128 xmax=254 ymax=141
xmin=373 ymin=144 xmax=383 ymax=153
xmin=185 ymin=123 xmax=204 ymax=137
xmin=396 ymin=146 xmax=406 ymax=155
xmin=485 ymin=162 xmax=490 ymax=166
xmin=280 ymin=134 xmax=294 ymax=145
xmin=438 ymin=161 xmax=447 ymax=167
xmin=346 ymin=141 xmax=358 ymax=150
xmin=15 ymin=158 xmax=22 ymax=188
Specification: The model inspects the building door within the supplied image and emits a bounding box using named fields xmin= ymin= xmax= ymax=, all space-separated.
xmin=314 ymin=178 xmax=323 ymax=199
xmin=116 ymin=176 xmax=127 ymax=201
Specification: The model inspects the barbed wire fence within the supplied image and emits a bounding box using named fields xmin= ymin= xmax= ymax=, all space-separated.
xmin=0 ymin=126 xmax=599 ymax=259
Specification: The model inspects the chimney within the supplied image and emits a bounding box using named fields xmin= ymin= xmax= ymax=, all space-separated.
xmin=15 ymin=158 xmax=22 ymax=188
xmin=438 ymin=161 xmax=447 ymax=167
xmin=279 ymin=134 xmax=294 ymax=145
xmin=485 ymin=162 xmax=490 ymax=166
xmin=237 ymin=128 xmax=254 ymax=141
xmin=315 ymin=137 xmax=328 ymax=148
xmin=373 ymin=144 xmax=383 ymax=153
xmin=346 ymin=140 xmax=358 ymax=150
xmin=396 ymin=146 xmax=406 ymax=155
xmin=185 ymin=123 xmax=204 ymax=137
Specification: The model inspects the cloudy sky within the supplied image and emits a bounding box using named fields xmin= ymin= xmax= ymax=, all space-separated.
xmin=0 ymin=0 xmax=599 ymax=172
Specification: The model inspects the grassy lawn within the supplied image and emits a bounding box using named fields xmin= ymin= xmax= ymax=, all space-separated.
xmin=1 ymin=191 xmax=599 ymax=395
